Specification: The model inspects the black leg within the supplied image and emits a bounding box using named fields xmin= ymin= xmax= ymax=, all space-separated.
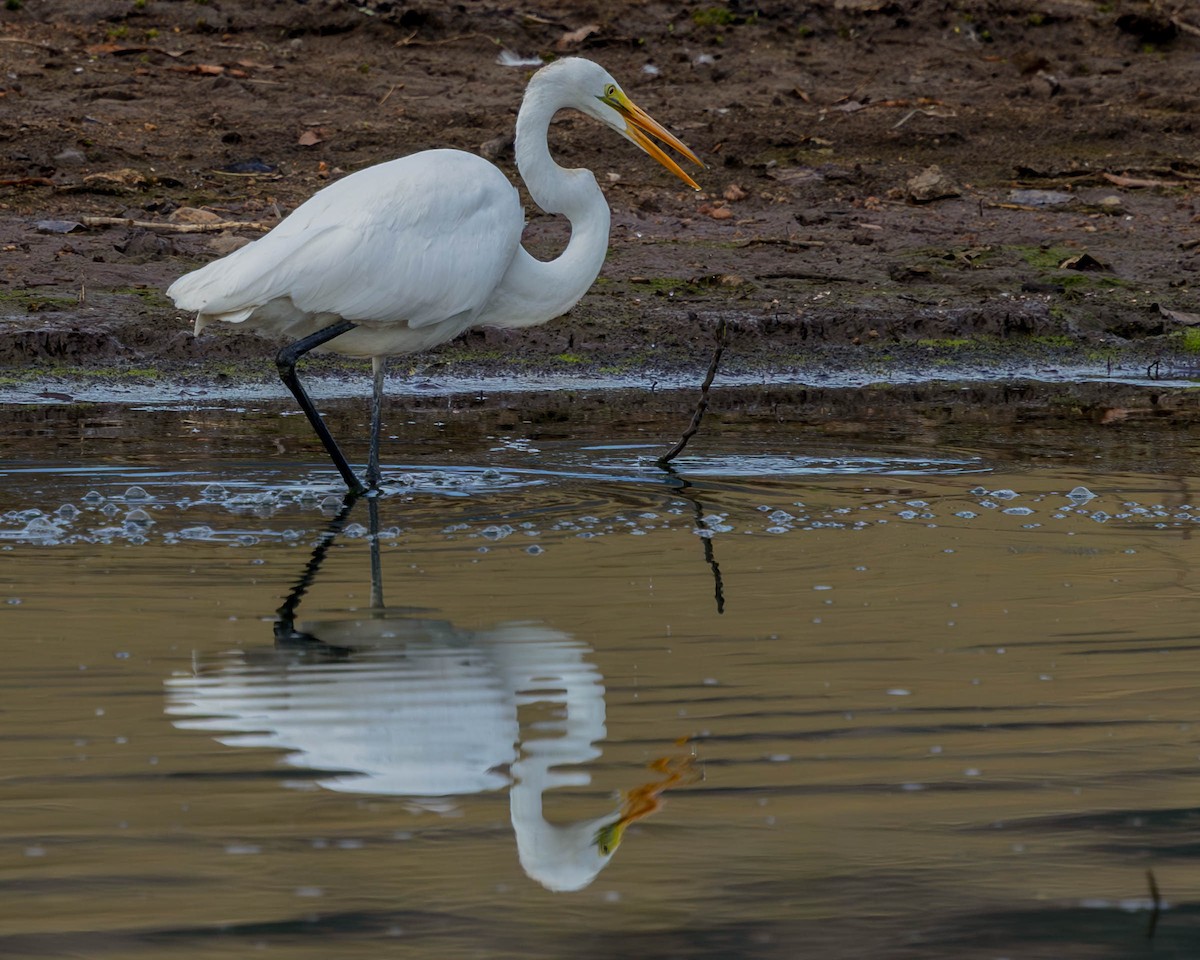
xmin=276 ymin=320 xmax=366 ymax=494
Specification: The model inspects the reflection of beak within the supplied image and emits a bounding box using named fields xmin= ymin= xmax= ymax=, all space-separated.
xmin=613 ymin=95 xmax=703 ymax=190
xmin=593 ymin=818 xmax=628 ymax=856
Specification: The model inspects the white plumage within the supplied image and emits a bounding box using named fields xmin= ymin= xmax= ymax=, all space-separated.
xmin=167 ymin=58 xmax=701 ymax=491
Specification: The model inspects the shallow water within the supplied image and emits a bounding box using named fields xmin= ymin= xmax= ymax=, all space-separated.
xmin=2 ymin=384 xmax=1199 ymax=958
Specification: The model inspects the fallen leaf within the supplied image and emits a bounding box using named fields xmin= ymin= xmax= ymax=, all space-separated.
xmin=297 ymin=129 xmax=326 ymax=147
xmin=1158 ymin=304 xmax=1200 ymax=326
xmin=723 ymin=183 xmax=747 ymax=202
xmin=1058 ymin=253 xmax=1108 ymax=272
xmin=34 ymin=219 xmax=82 ymax=234
xmin=557 ymin=23 xmax=600 ymax=50
xmin=699 ymin=204 xmax=734 ymax=220
xmin=169 ymin=63 xmax=225 ymax=76
xmin=82 ymin=168 xmax=148 ymax=190
xmin=168 ymin=207 xmax=223 ymax=224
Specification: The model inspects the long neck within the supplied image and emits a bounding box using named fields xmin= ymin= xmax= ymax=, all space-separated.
xmin=481 ymin=78 xmax=611 ymax=328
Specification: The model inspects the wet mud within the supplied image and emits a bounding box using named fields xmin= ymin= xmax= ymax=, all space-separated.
xmin=1 ymin=0 xmax=1198 ymax=392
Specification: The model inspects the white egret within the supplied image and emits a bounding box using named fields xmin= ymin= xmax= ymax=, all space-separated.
xmin=167 ymin=57 xmax=702 ymax=493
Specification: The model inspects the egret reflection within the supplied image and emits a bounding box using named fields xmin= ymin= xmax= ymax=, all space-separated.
xmin=165 ymin=494 xmax=693 ymax=891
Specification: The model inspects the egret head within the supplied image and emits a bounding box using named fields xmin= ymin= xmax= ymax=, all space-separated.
xmin=540 ymin=57 xmax=703 ymax=190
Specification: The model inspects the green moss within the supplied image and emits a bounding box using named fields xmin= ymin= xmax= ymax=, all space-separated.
xmin=1179 ymin=328 xmax=1200 ymax=354
xmin=113 ymin=285 xmax=171 ymax=308
xmin=916 ymin=337 xmax=975 ymax=349
xmin=692 ymin=6 xmax=735 ymax=26
xmin=0 ymin=289 xmax=79 ymax=312
xmin=1016 ymin=244 xmax=1077 ymax=271
xmin=552 ymin=353 xmax=586 ymax=364
xmin=57 ymin=366 xmax=162 ymax=380
xmin=1028 ymin=334 xmax=1075 ymax=348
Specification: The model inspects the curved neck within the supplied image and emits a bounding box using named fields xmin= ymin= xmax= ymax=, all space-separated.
xmin=481 ymin=74 xmax=610 ymax=327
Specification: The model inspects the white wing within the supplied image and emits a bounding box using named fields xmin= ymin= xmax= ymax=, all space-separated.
xmin=168 ymin=149 xmax=523 ymax=331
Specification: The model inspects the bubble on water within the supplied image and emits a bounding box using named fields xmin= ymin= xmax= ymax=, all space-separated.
xmin=481 ymin=468 xmax=502 ymax=481
xmin=991 ymin=489 xmax=1019 ymax=501
xmin=887 ymin=688 xmax=911 ymax=696
xmin=6 ymin=597 xmax=22 ymax=605
xmin=19 ymin=517 xmax=62 ymax=541
xmin=201 ymin=483 xmax=227 ymax=499
xmin=897 ymin=510 xmax=919 ymax=520
xmin=1067 ymin=486 xmax=1095 ymax=501
xmin=1091 ymin=511 xmax=1111 ymax=523
xmin=101 ymin=502 xmax=120 ymax=518
xmin=56 ymin=503 xmax=80 ymax=520
xmin=768 ymin=510 xmax=794 ymax=523
xmin=977 ymin=499 xmax=999 ymax=510
xmin=124 ymin=508 xmax=153 ymax=525
xmin=964 ymin=768 xmax=982 ymax=777
xmin=179 ymin=525 xmax=215 ymax=540
xmin=343 ymin=523 xmax=368 ymax=538
xmin=1003 ymin=506 xmax=1035 ymax=516
xmin=123 ymin=486 xmax=150 ymax=501
xmin=955 ymin=510 xmax=978 ymax=519
xmin=82 ymin=490 xmax=104 ymax=504
xmin=525 ymin=544 xmax=544 ymax=555
xmin=481 ymin=524 xmax=513 ymax=541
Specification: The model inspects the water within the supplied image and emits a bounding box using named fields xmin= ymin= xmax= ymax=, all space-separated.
xmin=1 ymin=384 xmax=1198 ymax=958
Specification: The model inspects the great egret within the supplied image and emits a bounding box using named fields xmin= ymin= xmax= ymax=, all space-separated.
xmin=167 ymin=57 xmax=702 ymax=493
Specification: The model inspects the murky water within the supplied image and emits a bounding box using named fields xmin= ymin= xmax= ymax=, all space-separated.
xmin=3 ymin=384 xmax=1199 ymax=958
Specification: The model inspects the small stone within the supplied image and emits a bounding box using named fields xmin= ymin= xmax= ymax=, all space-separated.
xmin=906 ymin=164 xmax=961 ymax=203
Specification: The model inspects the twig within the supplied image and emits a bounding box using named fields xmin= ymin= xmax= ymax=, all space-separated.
xmin=1146 ymin=869 xmax=1161 ymax=940
xmin=1103 ymin=171 xmax=1179 ymax=189
xmin=1172 ymin=17 xmax=1200 ymax=38
xmin=658 ymin=317 xmax=727 ymax=465
xmin=395 ymin=31 xmax=491 ymax=47
xmin=0 ymin=37 xmax=58 ymax=53
xmin=734 ymin=237 xmax=825 ymax=249
xmin=81 ymin=216 xmax=271 ymax=233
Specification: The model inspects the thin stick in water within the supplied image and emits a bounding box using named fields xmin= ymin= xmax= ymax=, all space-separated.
xmin=658 ymin=316 xmax=728 ymax=466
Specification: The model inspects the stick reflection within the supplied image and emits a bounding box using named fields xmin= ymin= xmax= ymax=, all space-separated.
xmin=166 ymin=494 xmax=693 ymax=892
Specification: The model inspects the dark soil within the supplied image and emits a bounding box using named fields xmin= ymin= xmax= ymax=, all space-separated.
xmin=1 ymin=0 xmax=1198 ymax=386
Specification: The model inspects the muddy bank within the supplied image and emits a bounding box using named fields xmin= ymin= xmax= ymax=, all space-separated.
xmin=1 ymin=0 xmax=1198 ymax=385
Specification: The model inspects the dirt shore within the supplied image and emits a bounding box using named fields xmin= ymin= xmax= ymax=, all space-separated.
xmin=1 ymin=0 xmax=1198 ymax=387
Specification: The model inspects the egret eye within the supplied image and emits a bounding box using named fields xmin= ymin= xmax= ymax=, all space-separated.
xmin=604 ymin=83 xmax=617 ymax=99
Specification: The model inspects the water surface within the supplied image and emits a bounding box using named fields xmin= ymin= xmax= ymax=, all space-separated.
xmin=2 ymin=384 xmax=1198 ymax=958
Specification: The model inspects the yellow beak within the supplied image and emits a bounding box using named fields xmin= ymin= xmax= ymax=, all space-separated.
xmin=610 ymin=94 xmax=703 ymax=191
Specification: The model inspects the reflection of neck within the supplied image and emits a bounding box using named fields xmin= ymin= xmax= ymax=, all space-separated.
xmin=495 ymin=636 xmax=612 ymax=893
